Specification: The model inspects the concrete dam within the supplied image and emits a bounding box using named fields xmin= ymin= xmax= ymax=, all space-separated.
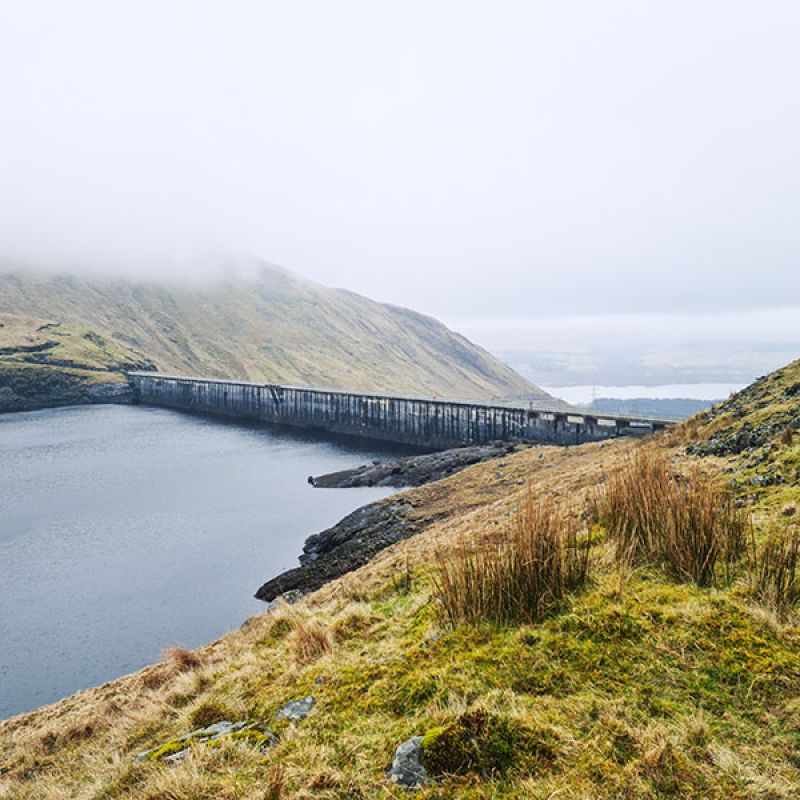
xmin=129 ymin=373 xmax=675 ymax=449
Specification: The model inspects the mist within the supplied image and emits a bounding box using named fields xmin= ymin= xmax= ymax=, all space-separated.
xmin=1 ymin=1 xmax=798 ymax=384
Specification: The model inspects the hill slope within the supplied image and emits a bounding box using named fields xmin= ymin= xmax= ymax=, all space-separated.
xmin=681 ymin=357 xmax=800 ymax=512
xmin=0 ymin=313 xmax=155 ymax=411
xmin=1 ymin=361 xmax=797 ymax=798
xmin=0 ymin=264 xmax=544 ymax=403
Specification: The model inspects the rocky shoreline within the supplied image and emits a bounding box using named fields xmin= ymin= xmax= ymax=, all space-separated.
xmin=255 ymin=442 xmax=520 ymax=602
xmin=0 ymin=376 xmax=134 ymax=414
xmin=309 ymin=442 xmax=517 ymax=488
xmin=255 ymin=498 xmax=418 ymax=601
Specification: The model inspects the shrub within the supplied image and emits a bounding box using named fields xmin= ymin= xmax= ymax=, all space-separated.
xmin=433 ymin=493 xmax=590 ymax=627
xmin=592 ymin=449 xmax=746 ymax=586
xmin=748 ymin=524 xmax=800 ymax=618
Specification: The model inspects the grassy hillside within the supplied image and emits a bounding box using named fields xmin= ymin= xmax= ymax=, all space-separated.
xmin=0 ymin=314 xmax=154 ymax=411
xmin=0 ymin=265 xmax=544 ymax=402
xmin=682 ymin=358 xmax=800 ymax=511
xmin=1 ymin=361 xmax=798 ymax=798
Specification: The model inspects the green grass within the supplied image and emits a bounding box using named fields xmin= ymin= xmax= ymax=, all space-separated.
xmin=0 ymin=313 xmax=153 ymax=410
xmin=4 ymin=542 xmax=798 ymax=798
xmin=249 ymin=572 xmax=799 ymax=798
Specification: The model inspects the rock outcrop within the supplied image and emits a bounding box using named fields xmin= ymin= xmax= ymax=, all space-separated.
xmin=310 ymin=442 xmax=519 ymax=488
xmin=255 ymin=499 xmax=418 ymax=602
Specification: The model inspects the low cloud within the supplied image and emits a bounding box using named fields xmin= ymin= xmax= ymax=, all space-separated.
xmin=1 ymin=1 xmax=797 ymax=381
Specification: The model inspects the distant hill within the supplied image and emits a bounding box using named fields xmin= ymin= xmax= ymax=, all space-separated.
xmin=589 ymin=397 xmax=716 ymax=420
xmin=0 ymin=263 xmax=546 ymax=410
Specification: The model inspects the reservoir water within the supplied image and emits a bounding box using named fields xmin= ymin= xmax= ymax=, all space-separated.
xmin=0 ymin=405 xmax=404 ymax=719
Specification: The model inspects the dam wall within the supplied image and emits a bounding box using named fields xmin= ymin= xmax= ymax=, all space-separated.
xmin=129 ymin=373 xmax=672 ymax=449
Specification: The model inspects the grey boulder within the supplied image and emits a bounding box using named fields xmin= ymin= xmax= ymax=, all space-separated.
xmin=275 ymin=696 xmax=315 ymax=721
xmin=387 ymin=736 xmax=428 ymax=789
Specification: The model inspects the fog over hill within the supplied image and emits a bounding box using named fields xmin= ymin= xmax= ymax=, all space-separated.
xmin=0 ymin=263 xmax=545 ymax=402
xmin=2 ymin=2 xmax=798 ymax=388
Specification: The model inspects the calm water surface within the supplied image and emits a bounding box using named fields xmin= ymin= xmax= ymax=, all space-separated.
xmin=0 ymin=405 xmax=404 ymax=718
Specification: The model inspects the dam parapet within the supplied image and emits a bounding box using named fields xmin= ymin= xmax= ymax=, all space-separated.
xmin=128 ymin=372 xmax=674 ymax=449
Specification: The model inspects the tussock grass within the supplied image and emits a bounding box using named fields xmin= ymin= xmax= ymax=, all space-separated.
xmin=433 ymin=492 xmax=591 ymax=626
xmin=139 ymin=647 xmax=205 ymax=692
xmin=163 ymin=647 xmax=205 ymax=672
xmin=262 ymin=763 xmax=286 ymax=799
xmin=331 ymin=602 xmax=380 ymax=642
xmin=748 ymin=523 xmax=800 ymax=618
xmin=593 ymin=448 xmax=746 ymax=586
xmin=290 ymin=619 xmax=331 ymax=666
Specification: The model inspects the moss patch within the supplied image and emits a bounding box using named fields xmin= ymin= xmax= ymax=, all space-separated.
xmin=420 ymin=710 xmax=553 ymax=777
xmin=188 ymin=702 xmax=235 ymax=730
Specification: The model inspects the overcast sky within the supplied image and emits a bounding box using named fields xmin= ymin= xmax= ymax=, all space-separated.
xmin=1 ymin=1 xmax=798 ymax=386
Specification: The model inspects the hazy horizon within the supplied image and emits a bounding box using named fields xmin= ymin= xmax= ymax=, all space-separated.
xmin=2 ymin=1 xmax=798 ymax=387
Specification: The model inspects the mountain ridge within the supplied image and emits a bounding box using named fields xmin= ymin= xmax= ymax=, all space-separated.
xmin=0 ymin=263 xmax=547 ymax=408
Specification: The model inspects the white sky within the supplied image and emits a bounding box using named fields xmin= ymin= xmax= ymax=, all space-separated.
xmin=1 ymin=1 xmax=798 ymax=383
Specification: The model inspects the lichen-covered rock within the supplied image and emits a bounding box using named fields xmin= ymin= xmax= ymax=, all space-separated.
xmin=275 ymin=696 xmax=314 ymax=721
xmin=135 ymin=720 xmax=275 ymax=763
xmin=387 ymin=736 xmax=428 ymax=789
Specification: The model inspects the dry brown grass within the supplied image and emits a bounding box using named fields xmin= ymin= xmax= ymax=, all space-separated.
xmin=593 ymin=448 xmax=747 ymax=586
xmin=138 ymin=647 xmax=206 ymax=691
xmin=163 ymin=647 xmax=205 ymax=672
xmin=290 ymin=619 xmax=331 ymax=666
xmin=262 ymin=764 xmax=286 ymax=800
xmin=433 ymin=492 xmax=591 ymax=626
xmin=748 ymin=523 xmax=800 ymax=618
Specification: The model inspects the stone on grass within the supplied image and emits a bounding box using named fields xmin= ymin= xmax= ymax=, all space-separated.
xmin=387 ymin=736 xmax=428 ymax=789
xmin=275 ymin=696 xmax=314 ymax=721
xmin=135 ymin=720 xmax=275 ymax=763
